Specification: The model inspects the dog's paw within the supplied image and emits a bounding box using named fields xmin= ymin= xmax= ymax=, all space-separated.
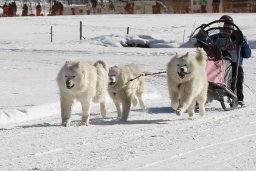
xmin=81 ymin=122 xmax=89 ymax=126
xmin=100 ymin=108 xmax=107 ymax=118
xmin=101 ymin=114 xmax=107 ymax=119
xmin=121 ymin=117 xmax=128 ymax=122
xmin=199 ymin=109 xmax=205 ymax=117
xmin=199 ymin=112 xmax=205 ymax=117
xmin=176 ymin=107 xmax=185 ymax=116
xmin=188 ymin=116 xmax=194 ymax=120
xmin=117 ymin=113 xmax=122 ymax=119
xmin=176 ymin=109 xmax=181 ymax=116
xmin=141 ymin=107 xmax=147 ymax=112
xmin=81 ymin=116 xmax=90 ymax=126
xmin=140 ymin=103 xmax=146 ymax=110
xmin=62 ymin=120 xmax=71 ymax=127
xmin=188 ymin=112 xmax=195 ymax=118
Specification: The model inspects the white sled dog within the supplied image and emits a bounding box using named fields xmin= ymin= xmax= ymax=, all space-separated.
xmin=167 ymin=48 xmax=208 ymax=118
xmin=56 ymin=60 xmax=108 ymax=127
xmin=108 ymin=63 xmax=146 ymax=121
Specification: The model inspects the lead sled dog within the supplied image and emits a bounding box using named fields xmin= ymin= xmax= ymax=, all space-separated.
xmin=167 ymin=48 xmax=208 ymax=118
xmin=108 ymin=63 xmax=146 ymax=121
xmin=56 ymin=60 xmax=108 ymax=127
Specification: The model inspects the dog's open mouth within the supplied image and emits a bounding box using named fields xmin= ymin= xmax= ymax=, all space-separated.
xmin=66 ymin=79 xmax=75 ymax=89
xmin=109 ymin=82 xmax=115 ymax=86
xmin=177 ymin=71 xmax=190 ymax=79
xmin=66 ymin=84 xmax=75 ymax=89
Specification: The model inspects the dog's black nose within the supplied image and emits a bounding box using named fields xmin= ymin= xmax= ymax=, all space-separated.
xmin=109 ymin=76 xmax=116 ymax=84
xmin=180 ymin=66 xmax=188 ymax=73
xmin=66 ymin=80 xmax=71 ymax=85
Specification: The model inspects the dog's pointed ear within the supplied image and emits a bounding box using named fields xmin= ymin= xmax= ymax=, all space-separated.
xmin=180 ymin=52 xmax=189 ymax=59
xmin=65 ymin=61 xmax=71 ymax=65
xmin=111 ymin=65 xmax=118 ymax=70
xmin=65 ymin=60 xmax=73 ymax=67
xmin=196 ymin=47 xmax=207 ymax=62
xmin=73 ymin=61 xmax=80 ymax=68
xmin=175 ymin=52 xmax=181 ymax=58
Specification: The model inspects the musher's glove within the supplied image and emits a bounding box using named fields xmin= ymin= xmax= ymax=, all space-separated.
xmin=196 ymin=29 xmax=207 ymax=41
xmin=196 ymin=29 xmax=208 ymax=48
xmin=231 ymin=30 xmax=244 ymax=44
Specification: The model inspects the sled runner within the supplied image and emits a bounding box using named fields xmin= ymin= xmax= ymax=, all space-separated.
xmin=191 ymin=19 xmax=244 ymax=110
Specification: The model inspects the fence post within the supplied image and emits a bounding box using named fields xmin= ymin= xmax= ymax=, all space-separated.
xmin=80 ymin=21 xmax=82 ymax=40
xmin=50 ymin=26 xmax=53 ymax=43
xmin=127 ymin=27 xmax=129 ymax=35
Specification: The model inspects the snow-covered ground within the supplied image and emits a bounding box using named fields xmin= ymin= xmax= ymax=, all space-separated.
xmin=0 ymin=14 xmax=256 ymax=170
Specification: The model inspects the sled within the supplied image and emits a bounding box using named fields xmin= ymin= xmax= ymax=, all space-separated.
xmin=191 ymin=19 xmax=244 ymax=110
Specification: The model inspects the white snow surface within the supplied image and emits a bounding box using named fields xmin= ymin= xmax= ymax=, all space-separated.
xmin=1 ymin=14 xmax=256 ymax=170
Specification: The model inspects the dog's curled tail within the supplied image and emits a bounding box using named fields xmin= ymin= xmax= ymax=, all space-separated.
xmin=196 ymin=47 xmax=207 ymax=65
xmin=94 ymin=60 xmax=108 ymax=71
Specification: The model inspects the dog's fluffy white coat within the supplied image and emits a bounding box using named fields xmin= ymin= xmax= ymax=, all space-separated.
xmin=167 ymin=48 xmax=208 ymax=118
xmin=56 ymin=60 xmax=108 ymax=126
xmin=108 ymin=63 xmax=146 ymax=121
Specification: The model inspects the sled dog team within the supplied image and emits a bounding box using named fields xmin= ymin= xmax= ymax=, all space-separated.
xmin=56 ymin=48 xmax=208 ymax=127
